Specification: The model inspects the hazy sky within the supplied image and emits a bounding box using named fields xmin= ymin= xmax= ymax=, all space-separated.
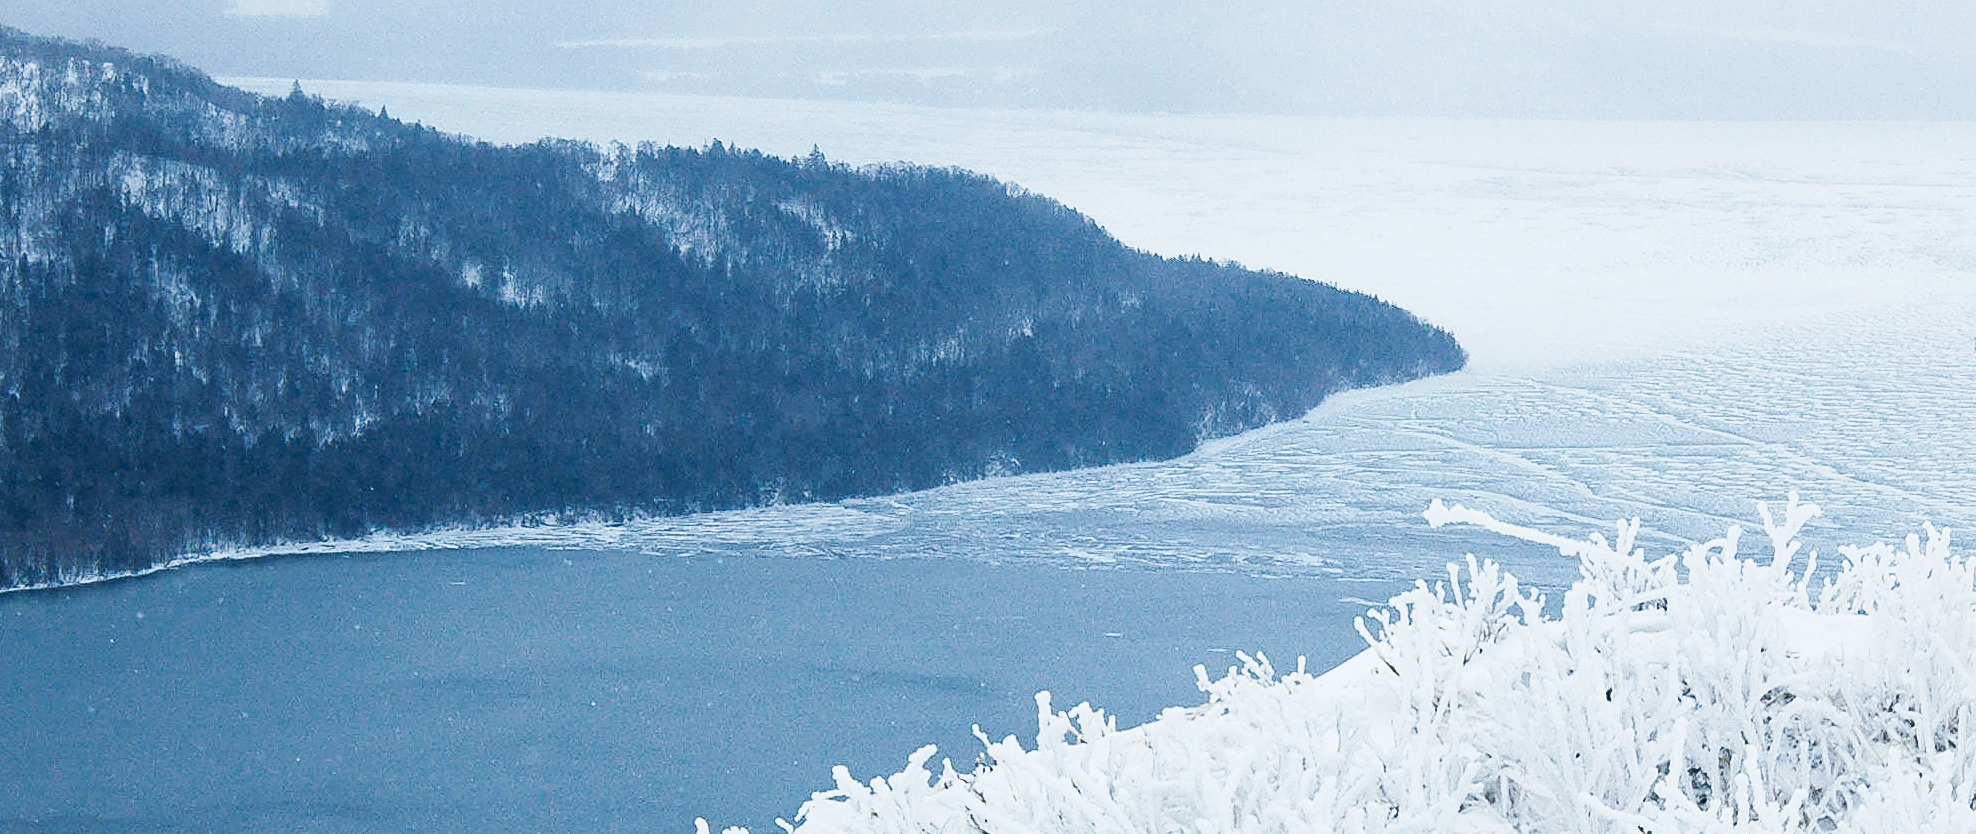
xmin=11 ymin=1 xmax=1976 ymax=117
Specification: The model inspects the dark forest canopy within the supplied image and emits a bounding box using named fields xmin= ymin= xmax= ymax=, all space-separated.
xmin=0 ymin=26 xmax=1465 ymax=589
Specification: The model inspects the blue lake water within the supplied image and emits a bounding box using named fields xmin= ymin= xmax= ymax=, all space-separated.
xmin=0 ymin=548 xmax=1439 ymax=833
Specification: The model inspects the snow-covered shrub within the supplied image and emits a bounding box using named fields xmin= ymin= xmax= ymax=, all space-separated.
xmin=738 ymin=494 xmax=1976 ymax=834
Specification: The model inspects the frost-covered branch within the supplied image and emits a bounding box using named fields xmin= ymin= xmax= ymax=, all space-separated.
xmin=740 ymin=496 xmax=1976 ymax=834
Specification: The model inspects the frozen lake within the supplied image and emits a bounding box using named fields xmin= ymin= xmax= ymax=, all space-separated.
xmin=12 ymin=88 xmax=1976 ymax=831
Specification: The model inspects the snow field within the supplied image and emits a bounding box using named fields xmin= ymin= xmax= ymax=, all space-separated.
xmin=752 ymin=495 xmax=1976 ymax=833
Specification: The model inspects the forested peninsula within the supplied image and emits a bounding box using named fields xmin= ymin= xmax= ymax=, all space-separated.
xmin=0 ymin=27 xmax=1464 ymax=589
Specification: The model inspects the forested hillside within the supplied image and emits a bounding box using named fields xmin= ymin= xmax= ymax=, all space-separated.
xmin=0 ymin=27 xmax=1464 ymax=588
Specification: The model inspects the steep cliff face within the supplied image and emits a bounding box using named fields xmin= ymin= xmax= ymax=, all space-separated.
xmin=0 ymin=27 xmax=1466 ymax=588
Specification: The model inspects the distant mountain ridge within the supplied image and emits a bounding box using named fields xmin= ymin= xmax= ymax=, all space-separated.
xmin=0 ymin=26 xmax=1464 ymax=589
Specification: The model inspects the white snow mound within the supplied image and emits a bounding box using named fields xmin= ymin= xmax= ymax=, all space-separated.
xmin=723 ymin=493 xmax=1976 ymax=834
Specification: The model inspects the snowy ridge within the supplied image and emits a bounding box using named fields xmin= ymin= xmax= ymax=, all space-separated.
xmin=756 ymin=495 xmax=1976 ymax=833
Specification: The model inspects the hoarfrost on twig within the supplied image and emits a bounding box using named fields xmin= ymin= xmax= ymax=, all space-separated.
xmin=753 ymin=495 xmax=1976 ymax=834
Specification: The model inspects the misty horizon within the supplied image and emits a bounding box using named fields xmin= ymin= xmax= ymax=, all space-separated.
xmin=11 ymin=0 xmax=1976 ymax=118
